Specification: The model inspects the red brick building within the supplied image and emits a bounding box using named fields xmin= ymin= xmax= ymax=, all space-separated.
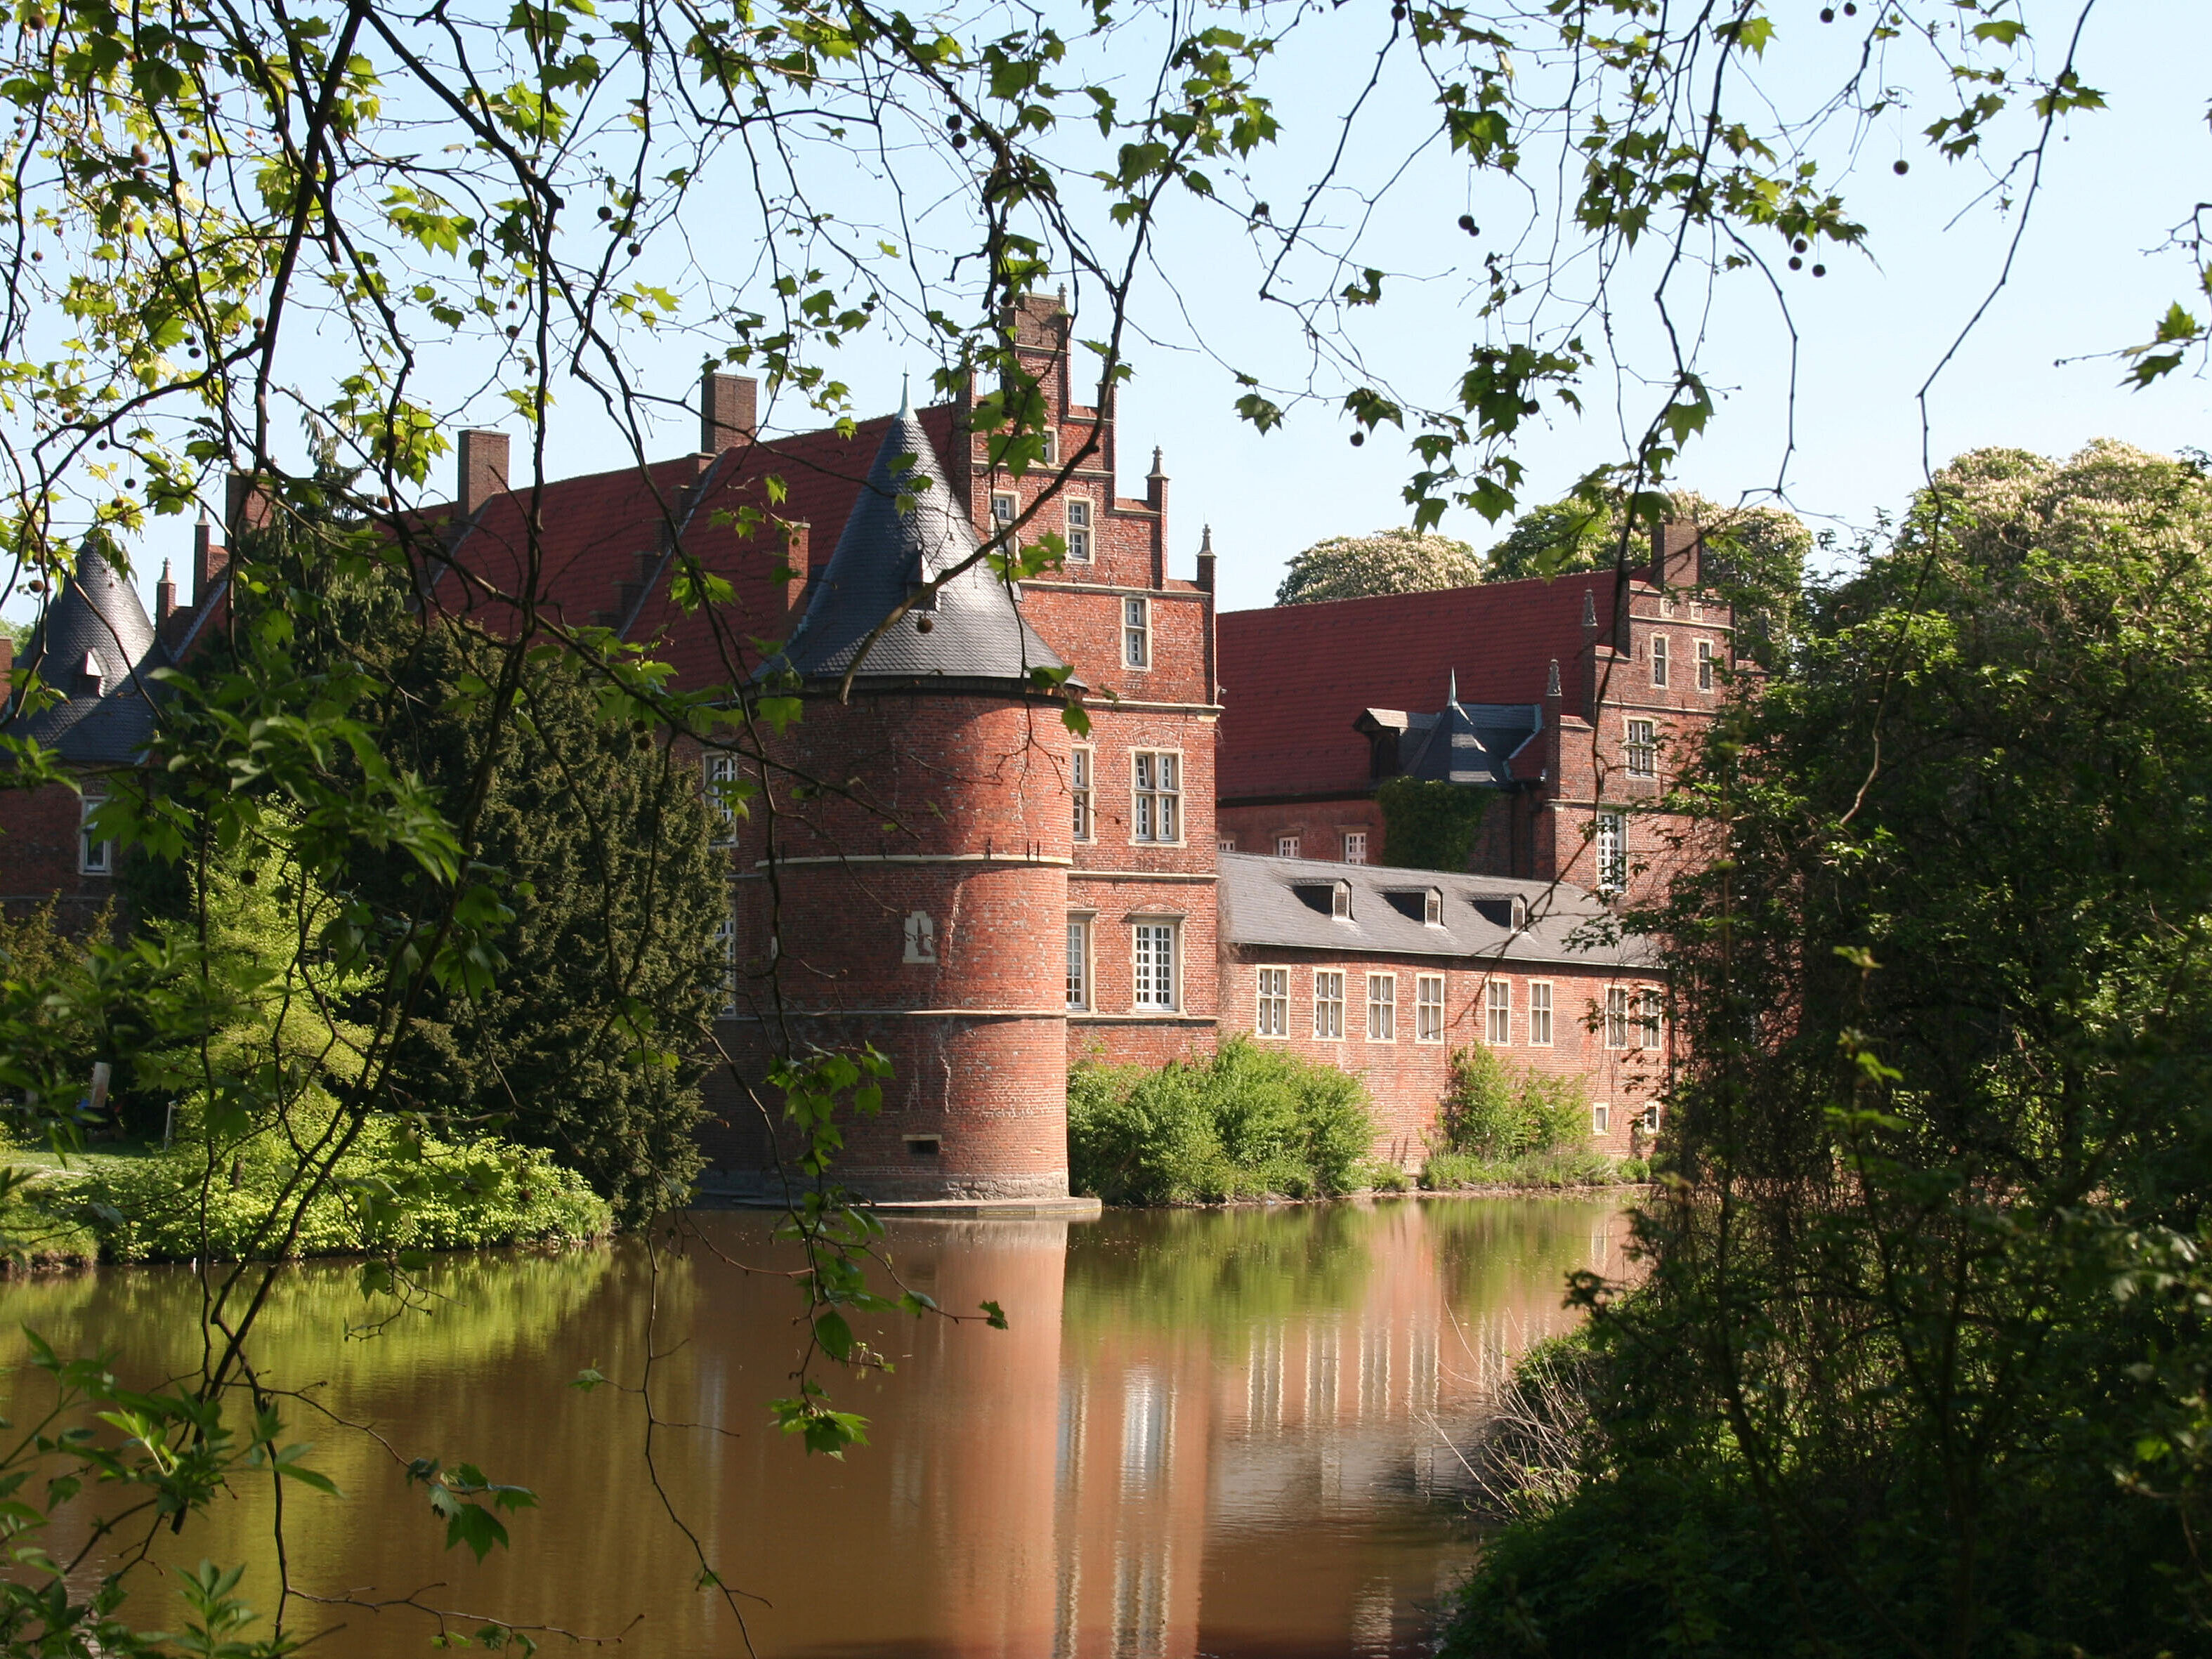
xmin=1 ymin=295 xmax=1683 ymax=1199
xmin=1216 ymin=531 xmax=1736 ymax=907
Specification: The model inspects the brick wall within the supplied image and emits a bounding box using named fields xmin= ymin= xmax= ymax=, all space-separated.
xmin=1225 ymin=945 xmax=1669 ymax=1169
xmin=0 ymin=775 xmax=119 ymax=931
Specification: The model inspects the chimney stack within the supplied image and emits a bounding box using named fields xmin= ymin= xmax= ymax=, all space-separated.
xmin=1196 ymin=524 xmax=1215 ymax=595
xmin=700 ymin=371 xmax=759 ymax=454
xmin=1654 ymin=518 xmax=1702 ymax=592
xmin=457 ymin=429 xmax=510 ymax=518
xmin=225 ymin=471 xmax=273 ymax=542
xmin=155 ymin=558 xmax=176 ymax=627
xmin=194 ymin=509 xmax=230 ymax=608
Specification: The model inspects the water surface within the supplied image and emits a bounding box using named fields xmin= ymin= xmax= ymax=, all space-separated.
xmin=4 ymin=1197 xmax=1628 ymax=1656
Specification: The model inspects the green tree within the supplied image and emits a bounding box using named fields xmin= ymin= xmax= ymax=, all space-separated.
xmin=1274 ymin=528 xmax=1482 ymax=605
xmin=1448 ymin=439 xmax=2212 ymax=1655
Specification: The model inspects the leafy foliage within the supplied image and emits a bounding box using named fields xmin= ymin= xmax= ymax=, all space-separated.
xmin=1067 ymin=1039 xmax=1377 ymax=1205
xmin=1375 ymin=776 xmax=1490 ymax=872
xmin=1432 ymin=1045 xmax=1588 ymax=1162
xmin=1273 ymin=527 xmax=1482 ymax=605
xmin=1447 ymin=440 xmax=2212 ymax=1655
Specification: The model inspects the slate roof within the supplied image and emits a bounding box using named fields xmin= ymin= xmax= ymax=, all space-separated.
xmin=7 ymin=547 xmax=169 ymax=767
xmin=771 ymin=403 xmax=1067 ymax=686
xmin=1373 ymin=679 xmax=1543 ymax=789
xmin=1217 ymin=576 xmax=1636 ymax=801
xmin=1217 ymin=851 xmax=1652 ymax=971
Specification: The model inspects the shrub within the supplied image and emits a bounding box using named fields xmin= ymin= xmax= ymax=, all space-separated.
xmin=78 ymin=1117 xmax=611 ymax=1261
xmin=1068 ymin=1038 xmax=1377 ymax=1205
xmin=1434 ymin=1046 xmax=1587 ymax=1160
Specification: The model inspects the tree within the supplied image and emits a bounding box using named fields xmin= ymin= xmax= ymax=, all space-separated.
xmin=1448 ymin=439 xmax=2212 ymax=1655
xmin=1274 ymin=528 xmax=1482 ymax=605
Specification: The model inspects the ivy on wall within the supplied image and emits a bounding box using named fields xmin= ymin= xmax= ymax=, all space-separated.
xmin=1376 ymin=778 xmax=1491 ymax=872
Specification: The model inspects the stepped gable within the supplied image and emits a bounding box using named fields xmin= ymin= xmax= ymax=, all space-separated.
xmin=772 ymin=399 xmax=1068 ymax=686
xmin=9 ymin=547 xmax=168 ymax=766
xmin=1218 ymin=577 xmax=1596 ymax=801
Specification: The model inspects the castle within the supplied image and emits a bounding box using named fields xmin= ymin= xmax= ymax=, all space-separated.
xmin=1 ymin=296 xmax=1724 ymax=1204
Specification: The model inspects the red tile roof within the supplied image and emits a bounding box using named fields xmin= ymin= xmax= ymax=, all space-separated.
xmin=1217 ymin=576 xmax=1624 ymax=801
xmin=421 ymin=405 xmax=964 ymax=687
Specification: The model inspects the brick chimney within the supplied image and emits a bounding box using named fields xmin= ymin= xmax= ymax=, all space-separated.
xmin=194 ymin=510 xmax=230 ymax=608
xmin=1654 ymin=518 xmax=1702 ymax=592
xmin=457 ymin=429 xmax=509 ymax=518
xmin=781 ymin=522 xmax=812 ymax=616
xmin=225 ymin=471 xmax=273 ymax=542
xmin=154 ymin=558 xmax=176 ymax=627
xmin=701 ymin=371 xmax=759 ymax=454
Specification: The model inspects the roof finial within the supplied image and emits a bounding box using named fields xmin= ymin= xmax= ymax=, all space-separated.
xmin=1149 ymin=445 xmax=1165 ymax=476
xmin=1200 ymin=523 xmax=1213 ymax=554
xmin=898 ymin=372 xmax=912 ymax=419
xmin=1448 ymin=667 xmax=1459 ymax=706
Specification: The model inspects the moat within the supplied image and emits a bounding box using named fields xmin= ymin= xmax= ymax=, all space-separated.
xmin=6 ymin=1196 xmax=1630 ymax=1656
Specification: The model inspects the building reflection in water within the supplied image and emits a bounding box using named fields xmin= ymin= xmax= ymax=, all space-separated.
xmin=0 ymin=1196 xmax=1630 ymax=1659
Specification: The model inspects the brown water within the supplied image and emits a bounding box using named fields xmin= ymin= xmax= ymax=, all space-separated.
xmin=2 ymin=1196 xmax=1630 ymax=1657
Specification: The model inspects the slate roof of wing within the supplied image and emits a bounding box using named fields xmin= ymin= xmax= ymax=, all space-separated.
xmin=1217 ymin=851 xmax=1652 ymax=969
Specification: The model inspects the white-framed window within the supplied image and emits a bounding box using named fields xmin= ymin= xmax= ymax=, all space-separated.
xmin=1330 ymin=880 xmax=1352 ymax=920
xmin=1123 ymin=596 xmax=1150 ymax=669
xmin=1696 ymin=639 xmax=1715 ymax=691
xmin=990 ymin=490 xmax=1018 ymax=528
xmin=1040 ymin=426 xmax=1059 ymax=464
xmin=1342 ymin=831 xmax=1368 ymax=865
xmin=1596 ymin=811 xmax=1627 ymax=893
xmin=1314 ymin=971 xmax=1344 ymax=1040
xmin=1605 ymin=985 xmax=1632 ymax=1049
xmin=1642 ymin=1103 xmax=1662 ymax=1134
xmin=1592 ymin=1101 xmax=1611 ymax=1136
xmin=714 ymin=910 xmax=737 ymax=1016
xmin=1132 ymin=920 xmax=1177 ymax=1010
xmin=78 ymin=792 xmax=111 ymax=876
xmin=1660 ymin=594 xmax=1677 ymax=618
xmin=1219 ymin=837 xmax=1237 ymax=852
xmin=903 ymin=911 xmax=937 ymax=964
xmin=1625 ymin=719 xmax=1656 ymax=779
xmin=1635 ymin=987 xmax=1663 ymax=1049
xmin=1529 ymin=981 xmax=1554 ymax=1046
xmin=1070 ymin=747 xmax=1094 ymax=841
xmin=1132 ymin=751 xmax=1180 ymax=843
xmin=1415 ymin=975 xmax=1445 ymax=1043
xmin=1277 ymin=834 xmax=1300 ymax=859
xmin=703 ymin=752 xmax=739 ymax=844
xmin=1366 ymin=973 xmax=1396 ymax=1042
xmin=1423 ymin=888 xmax=1442 ymax=926
xmin=1486 ymin=979 xmax=1512 ymax=1047
xmin=1256 ymin=967 xmax=1288 ymax=1037
xmin=1066 ymin=496 xmax=1093 ymax=563
xmin=1066 ymin=918 xmax=1092 ymax=1011
xmin=1689 ymin=599 xmax=1706 ymax=620
xmin=1651 ymin=634 xmax=1670 ymax=687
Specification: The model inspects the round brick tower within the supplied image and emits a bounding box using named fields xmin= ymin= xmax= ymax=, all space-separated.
xmin=725 ymin=395 xmax=1078 ymax=1203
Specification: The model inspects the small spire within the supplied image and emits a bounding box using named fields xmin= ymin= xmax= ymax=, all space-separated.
xmin=1200 ymin=523 xmax=1214 ymax=554
xmin=1056 ymin=282 xmax=1067 ymax=307
xmin=1149 ymin=445 xmax=1165 ymax=476
xmin=1448 ymin=667 xmax=1459 ymax=706
xmin=1547 ymin=657 xmax=1562 ymax=697
xmin=898 ymin=372 xmax=912 ymax=419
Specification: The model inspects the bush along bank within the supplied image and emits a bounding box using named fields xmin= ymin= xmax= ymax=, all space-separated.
xmin=3 ymin=1116 xmax=610 ymax=1267
xmin=1068 ymin=1039 xmax=1380 ymax=1205
xmin=1421 ymin=1048 xmax=1646 ymax=1191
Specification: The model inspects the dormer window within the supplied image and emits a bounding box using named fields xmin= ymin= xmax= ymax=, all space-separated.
xmin=1511 ymin=895 xmax=1528 ymax=931
xmin=1332 ymin=880 xmax=1352 ymax=920
xmin=1423 ymin=888 xmax=1441 ymax=926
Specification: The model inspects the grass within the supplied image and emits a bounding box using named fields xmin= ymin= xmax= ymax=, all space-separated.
xmin=1422 ymin=1148 xmax=1649 ymax=1191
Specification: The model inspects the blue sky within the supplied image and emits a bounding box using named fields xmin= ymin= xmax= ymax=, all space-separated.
xmin=27 ymin=1 xmax=2211 ymax=627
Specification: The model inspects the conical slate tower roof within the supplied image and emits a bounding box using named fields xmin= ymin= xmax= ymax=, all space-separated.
xmin=775 ymin=403 xmax=1068 ymax=686
xmin=8 ymin=546 xmax=167 ymax=765
xmin=1401 ymin=674 xmax=1541 ymax=787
